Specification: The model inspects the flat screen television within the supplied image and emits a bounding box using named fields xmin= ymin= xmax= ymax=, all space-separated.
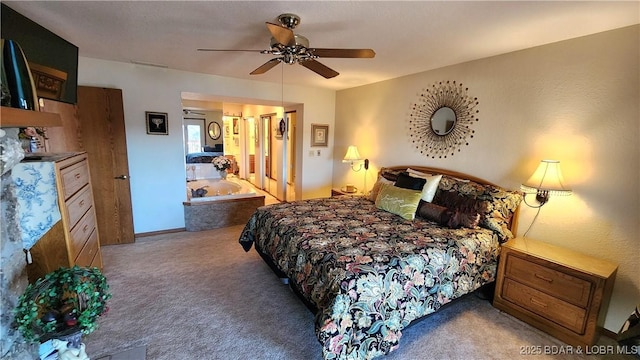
xmin=1 ymin=3 xmax=78 ymax=104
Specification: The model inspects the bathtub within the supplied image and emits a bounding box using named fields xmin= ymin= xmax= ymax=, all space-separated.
xmin=187 ymin=178 xmax=257 ymax=201
xmin=183 ymin=178 xmax=265 ymax=231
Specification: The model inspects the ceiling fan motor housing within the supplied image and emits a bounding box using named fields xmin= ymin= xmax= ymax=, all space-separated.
xmin=269 ymin=35 xmax=314 ymax=63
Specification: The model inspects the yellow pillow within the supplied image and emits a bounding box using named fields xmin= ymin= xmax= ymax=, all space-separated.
xmin=375 ymin=183 xmax=422 ymax=220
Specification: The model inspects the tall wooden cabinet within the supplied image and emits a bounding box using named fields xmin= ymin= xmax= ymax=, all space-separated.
xmin=27 ymin=152 xmax=103 ymax=282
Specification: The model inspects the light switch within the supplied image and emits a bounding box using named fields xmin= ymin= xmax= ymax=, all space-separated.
xmin=316 ymin=150 xmax=321 ymax=156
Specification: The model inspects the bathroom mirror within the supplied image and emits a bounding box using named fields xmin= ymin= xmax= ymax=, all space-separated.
xmin=408 ymin=81 xmax=479 ymax=159
xmin=208 ymin=122 xmax=221 ymax=140
xmin=430 ymin=107 xmax=456 ymax=135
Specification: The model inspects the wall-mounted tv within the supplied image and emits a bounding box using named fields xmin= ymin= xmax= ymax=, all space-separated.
xmin=1 ymin=3 xmax=78 ymax=104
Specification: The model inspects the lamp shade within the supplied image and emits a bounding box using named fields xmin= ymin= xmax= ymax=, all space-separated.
xmin=342 ymin=146 xmax=361 ymax=163
xmin=521 ymin=160 xmax=571 ymax=195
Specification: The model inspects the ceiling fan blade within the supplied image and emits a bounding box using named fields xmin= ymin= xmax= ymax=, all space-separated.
xmin=311 ymin=48 xmax=376 ymax=58
xmin=197 ymin=49 xmax=263 ymax=52
xmin=300 ymin=60 xmax=339 ymax=79
xmin=266 ymin=22 xmax=295 ymax=46
xmin=250 ymin=58 xmax=281 ymax=75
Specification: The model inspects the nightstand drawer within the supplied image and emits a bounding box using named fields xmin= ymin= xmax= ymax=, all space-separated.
xmin=502 ymin=278 xmax=587 ymax=334
xmin=505 ymin=255 xmax=591 ymax=308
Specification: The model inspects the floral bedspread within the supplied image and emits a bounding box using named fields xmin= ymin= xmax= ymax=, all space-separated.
xmin=239 ymin=196 xmax=501 ymax=360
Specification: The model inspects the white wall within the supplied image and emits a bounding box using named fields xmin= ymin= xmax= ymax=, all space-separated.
xmin=78 ymin=58 xmax=335 ymax=234
xmin=334 ymin=25 xmax=639 ymax=332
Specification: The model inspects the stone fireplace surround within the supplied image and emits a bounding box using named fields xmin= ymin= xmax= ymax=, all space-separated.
xmin=0 ymin=128 xmax=38 ymax=359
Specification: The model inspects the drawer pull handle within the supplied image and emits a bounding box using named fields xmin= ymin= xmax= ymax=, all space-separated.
xmin=530 ymin=297 xmax=548 ymax=308
xmin=75 ymin=173 xmax=81 ymax=179
xmin=83 ymin=225 xmax=89 ymax=232
xmin=79 ymin=200 xmax=85 ymax=206
xmin=534 ymin=273 xmax=553 ymax=283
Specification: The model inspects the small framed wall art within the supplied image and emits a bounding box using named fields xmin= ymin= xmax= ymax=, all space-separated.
xmin=311 ymin=124 xmax=329 ymax=147
xmin=146 ymin=111 xmax=168 ymax=135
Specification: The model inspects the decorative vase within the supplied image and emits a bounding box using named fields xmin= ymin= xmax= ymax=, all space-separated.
xmin=20 ymin=138 xmax=31 ymax=153
xmin=219 ymin=170 xmax=227 ymax=179
xmin=2 ymin=39 xmax=39 ymax=111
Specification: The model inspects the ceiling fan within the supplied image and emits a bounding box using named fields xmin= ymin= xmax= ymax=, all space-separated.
xmin=197 ymin=13 xmax=375 ymax=79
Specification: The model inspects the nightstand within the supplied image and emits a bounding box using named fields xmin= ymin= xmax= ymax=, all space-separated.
xmin=493 ymin=237 xmax=617 ymax=348
xmin=331 ymin=188 xmax=361 ymax=197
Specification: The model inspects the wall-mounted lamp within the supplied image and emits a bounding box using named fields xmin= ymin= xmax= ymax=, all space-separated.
xmin=521 ymin=160 xmax=572 ymax=208
xmin=342 ymin=145 xmax=369 ymax=172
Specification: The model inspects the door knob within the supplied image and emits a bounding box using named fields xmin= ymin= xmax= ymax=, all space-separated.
xmin=114 ymin=175 xmax=129 ymax=180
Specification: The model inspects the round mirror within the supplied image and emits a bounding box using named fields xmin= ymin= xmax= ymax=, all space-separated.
xmin=208 ymin=122 xmax=221 ymax=140
xmin=430 ymin=107 xmax=456 ymax=135
xmin=408 ymin=80 xmax=479 ymax=159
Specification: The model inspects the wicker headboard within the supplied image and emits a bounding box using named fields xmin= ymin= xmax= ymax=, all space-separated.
xmin=379 ymin=165 xmax=520 ymax=235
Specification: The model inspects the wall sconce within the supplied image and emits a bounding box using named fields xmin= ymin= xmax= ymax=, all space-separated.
xmin=342 ymin=145 xmax=369 ymax=172
xmin=521 ymin=160 xmax=572 ymax=208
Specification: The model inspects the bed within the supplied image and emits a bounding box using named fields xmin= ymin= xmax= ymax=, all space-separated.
xmin=239 ymin=165 xmax=523 ymax=359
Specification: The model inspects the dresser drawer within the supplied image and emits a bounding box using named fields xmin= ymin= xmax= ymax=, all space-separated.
xmin=505 ymin=255 xmax=592 ymax=308
xmin=75 ymin=229 xmax=98 ymax=267
xmin=502 ymin=278 xmax=587 ymax=334
xmin=66 ymin=186 xmax=92 ymax=227
xmin=60 ymin=160 xmax=90 ymax=200
xmin=69 ymin=209 xmax=96 ymax=259
xmin=90 ymin=250 xmax=103 ymax=269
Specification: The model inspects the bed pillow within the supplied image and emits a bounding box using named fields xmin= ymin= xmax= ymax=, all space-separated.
xmin=406 ymin=171 xmax=443 ymax=202
xmin=394 ymin=172 xmax=426 ymax=190
xmin=416 ymin=201 xmax=480 ymax=229
xmin=379 ymin=168 xmax=404 ymax=182
xmin=447 ymin=210 xmax=481 ymax=229
xmin=368 ymin=175 xmax=394 ymax=202
xmin=375 ymin=183 xmax=422 ymax=220
xmin=416 ymin=201 xmax=448 ymax=223
xmin=434 ymin=176 xmax=523 ymax=241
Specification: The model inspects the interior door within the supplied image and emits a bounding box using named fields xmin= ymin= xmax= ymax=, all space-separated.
xmin=261 ymin=114 xmax=271 ymax=191
xmin=76 ymin=86 xmax=135 ymax=245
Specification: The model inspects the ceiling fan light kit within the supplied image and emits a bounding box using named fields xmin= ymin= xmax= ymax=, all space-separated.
xmin=198 ymin=13 xmax=375 ymax=79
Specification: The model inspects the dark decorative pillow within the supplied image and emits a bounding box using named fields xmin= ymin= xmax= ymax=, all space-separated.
xmin=416 ymin=201 xmax=448 ymax=223
xmin=416 ymin=201 xmax=479 ymax=229
xmin=434 ymin=176 xmax=523 ymax=241
xmin=395 ymin=172 xmax=427 ymax=190
xmin=447 ymin=211 xmax=481 ymax=229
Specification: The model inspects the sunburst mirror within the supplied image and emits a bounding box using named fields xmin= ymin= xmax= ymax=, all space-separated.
xmin=408 ymin=81 xmax=479 ymax=158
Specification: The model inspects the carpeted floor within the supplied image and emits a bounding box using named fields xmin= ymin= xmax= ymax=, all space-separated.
xmin=83 ymin=226 xmax=632 ymax=360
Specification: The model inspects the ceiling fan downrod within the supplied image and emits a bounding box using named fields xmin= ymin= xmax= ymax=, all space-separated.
xmin=277 ymin=13 xmax=301 ymax=29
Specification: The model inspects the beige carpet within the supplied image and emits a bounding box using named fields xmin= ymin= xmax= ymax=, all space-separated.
xmin=83 ymin=226 xmax=631 ymax=360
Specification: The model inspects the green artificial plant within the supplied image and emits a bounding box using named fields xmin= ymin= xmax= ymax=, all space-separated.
xmin=14 ymin=265 xmax=111 ymax=343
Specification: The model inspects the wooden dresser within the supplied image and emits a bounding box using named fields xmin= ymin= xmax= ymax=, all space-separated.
xmin=27 ymin=152 xmax=103 ymax=282
xmin=493 ymin=237 xmax=617 ymax=347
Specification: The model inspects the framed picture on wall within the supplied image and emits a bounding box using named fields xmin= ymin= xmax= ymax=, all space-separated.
xmin=146 ymin=111 xmax=168 ymax=135
xmin=233 ymin=118 xmax=239 ymax=135
xmin=311 ymin=124 xmax=329 ymax=147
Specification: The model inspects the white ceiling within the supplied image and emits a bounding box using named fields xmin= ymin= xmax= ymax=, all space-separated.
xmin=4 ymin=1 xmax=639 ymax=91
